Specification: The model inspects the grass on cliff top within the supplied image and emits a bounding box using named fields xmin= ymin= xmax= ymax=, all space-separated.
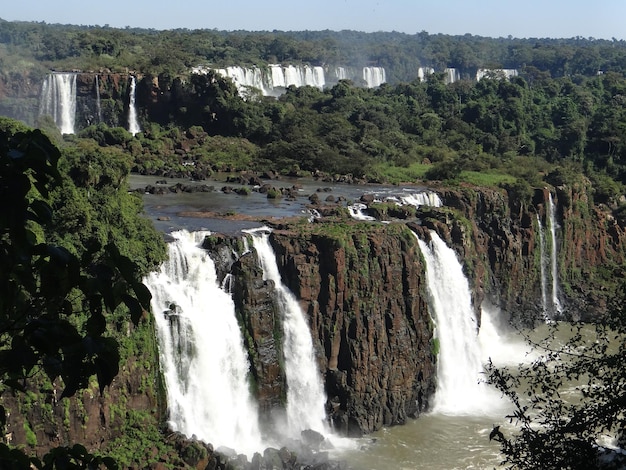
xmin=460 ymin=170 xmax=517 ymax=187
xmin=369 ymin=162 xmax=430 ymax=184
xmin=370 ymin=162 xmax=518 ymax=187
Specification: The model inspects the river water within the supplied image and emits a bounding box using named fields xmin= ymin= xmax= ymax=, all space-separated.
xmin=133 ymin=173 xmax=551 ymax=469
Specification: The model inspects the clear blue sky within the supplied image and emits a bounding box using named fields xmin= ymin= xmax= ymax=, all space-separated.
xmin=2 ymin=0 xmax=625 ymax=40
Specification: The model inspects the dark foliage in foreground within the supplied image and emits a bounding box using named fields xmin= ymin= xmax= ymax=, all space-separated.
xmin=486 ymin=283 xmax=626 ymax=469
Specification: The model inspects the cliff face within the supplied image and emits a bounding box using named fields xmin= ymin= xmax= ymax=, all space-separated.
xmin=269 ymin=224 xmax=436 ymax=435
xmin=3 ymin=182 xmax=625 ymax=453
xmin=226 ymin=224 xmax=436 ymax=436
xmin=0 ymin=319 xmax=165 ymax=460
xmin=0 ymin=72 xmax=135 ymax=130
xmin=424 ymin=183 xmax=626 ymax=323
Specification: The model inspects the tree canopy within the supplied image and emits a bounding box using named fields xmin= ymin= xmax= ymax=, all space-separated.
xmin=0 ymin=118 xmax=165 ymax=468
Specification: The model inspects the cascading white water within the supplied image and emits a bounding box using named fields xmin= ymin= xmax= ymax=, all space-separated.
xmin=128 ymin=76 xmax=141 ymax=136
xmin=416 ymin=231 xmax=500 ymax=415
xmin=537 ymin=213 xmax=549 ymax=318
xmin=39 ymin=73 xmax=77 ymax=134
xmin=145 ymin=230 xmax=263 ymax=455
xmin=548 ymin=193 xmax=563 ymax=314
xmin=362 ymin=67 xmax=386 ymax=88
xmin=397 ymin=191 xmax=442 ymax=208
xmin=348 ymin=203 xmax=376 ymax=221
xmin=417 ymin=67 xmax=435 ymax=81
xmin=476 ymin=68 xmax=519 ymax=81
xmin=444 ymin=68 xmax=460 ymax=84
xmin=194 ymin=64 xmax=386 ymax=97
xmin=245 ymin=228 xmax=328 ymax=436
xmin=95 ymin=75 xmax=102 ymax=123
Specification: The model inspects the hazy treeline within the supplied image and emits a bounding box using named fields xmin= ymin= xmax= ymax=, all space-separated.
xmin=1 ymin=18 xmax=626 ymax=81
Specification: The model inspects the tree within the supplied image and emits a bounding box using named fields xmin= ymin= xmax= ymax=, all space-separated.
xmin=486 ymin=284 xmax=626 ymax=469
xmin=0 ymin=121 xmax=154 ymax=468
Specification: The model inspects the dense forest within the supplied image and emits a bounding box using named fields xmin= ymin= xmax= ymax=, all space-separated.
xmin=2 ymin=19 xmax=626 ymax=80
xmin=1 ymin=18 xmax=626 ymax=203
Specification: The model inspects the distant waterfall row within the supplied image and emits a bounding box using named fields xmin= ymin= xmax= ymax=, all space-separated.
xmin=38 ymin=73 xmax=140 ymax=135
xmin=193 ymin=64 xmax=387 ymax=97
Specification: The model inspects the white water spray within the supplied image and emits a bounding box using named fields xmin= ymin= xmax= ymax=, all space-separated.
xmin=245 ymin=228 xmax=328 ymax=436
xmin=128 ymin=76 xmax=141 ymax=135
xmin=416 ymin=231 xmax=500 ymax=415
xmin=145 ymin=230 xmax=263 ymax=455
xmin=548 ymin=193 xmax=563 ymax=314
xmin=39 ymin=73 xmax=77 ymax=134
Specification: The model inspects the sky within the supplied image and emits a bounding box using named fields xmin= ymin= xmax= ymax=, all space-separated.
xmin=2 ymin=0 xmax=626 ymax=40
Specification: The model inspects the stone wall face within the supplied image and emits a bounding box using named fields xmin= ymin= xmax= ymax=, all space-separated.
xmin=269 ymin=226 xmax=436 ymax=435
xmin=4 ymin=182 xmax=625 ymax=451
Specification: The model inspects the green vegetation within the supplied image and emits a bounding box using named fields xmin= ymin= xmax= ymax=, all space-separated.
xmin=0 ymin=20 xmax=626 ymax=199
xmin=1 ymin=18 xmax=626 ymax=470
xmin=0 ymin=118 xmax=166 ymax=467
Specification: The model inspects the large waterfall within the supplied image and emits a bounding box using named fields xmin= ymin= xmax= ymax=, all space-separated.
xmin=362 ymin=67 xmax=386 ymax=88
xmin=95 ymin=75 xmax=102 ymax=123
xmin=39 ymin=73 xmax=77 ymax=134
xmin=145 ymin=230 xmax=263 ymax=455
xmin=128 ymin=76 xmax=141 ymax=135
xmin=246 ymin=228 xmax=328 ymax=436
xmin=416 ymin=231 xmax=499 ymax=415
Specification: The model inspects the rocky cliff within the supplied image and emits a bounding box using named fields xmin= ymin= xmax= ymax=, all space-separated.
xmin=3 ymin=181 xmax=625 ymax=461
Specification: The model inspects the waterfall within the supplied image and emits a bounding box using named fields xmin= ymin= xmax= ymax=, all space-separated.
xmin=537 ymin=214 xmax=549 ymax=318
xmin=128 ymin=76 xmax=141 ymax=135
xmin=362 ymin=67 xmax=386 ymax=88
xmin=444 ymin=68 xmax=460 ymax=84
xmin=94 ymin=75 xmax=102 ymax=123
xmin=397 ymin=191 xmax=442 ymax=208
xmin=417 ymin=67 xmax=435 ymax=81
xmin=416 ymin=231 xmax=498 ymax=415
xmin=39 ymin=73 xmax=77 ymax=134
xmin=245 ymin=228 xmax=328 ymax=436
xmin=193 ymin=65 xmax=385 ymax=96
xmin=348 ymin=203 xmax=376 ymax=221
xmin=145 ymin=230 xmax=263 ymax=455
xmin=548 ymin=193 xmax=563 ymax=314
